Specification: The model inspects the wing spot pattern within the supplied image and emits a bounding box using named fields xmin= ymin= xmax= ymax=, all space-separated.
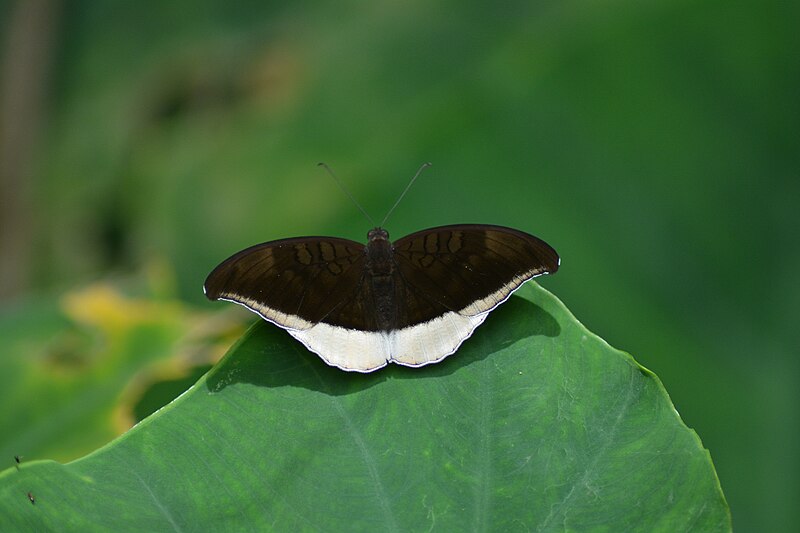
xmin=424 ymin=233 xmax=439 ymax=254
xmin=447 ymin=231 xmax=463 ymax=253
xmin=295 ymin=244 xmax=313 ymax=265
xmin=320 ymin=241 xmax=335 ymax=262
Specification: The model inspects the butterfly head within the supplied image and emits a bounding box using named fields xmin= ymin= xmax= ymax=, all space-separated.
xmin=367 ymin=228 xmax=390 ymax=244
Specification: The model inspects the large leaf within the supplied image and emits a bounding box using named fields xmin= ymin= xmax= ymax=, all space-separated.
xmin=0 ymin=284 xmax=729 ymax=531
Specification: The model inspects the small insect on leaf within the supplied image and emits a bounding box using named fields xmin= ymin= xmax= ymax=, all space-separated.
xmin=27 ymin=491 xmax=35 ymax=505
xmin=14 ymin=455 xmax=22 ymax=464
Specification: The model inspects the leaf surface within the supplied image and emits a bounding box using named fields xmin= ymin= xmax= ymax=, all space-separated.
xmin=0 ymin=284 xmax=730 ymax=531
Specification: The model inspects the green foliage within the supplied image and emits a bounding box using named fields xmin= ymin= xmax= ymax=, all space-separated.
xmin=0 ymin=284 xmax=729 ymax=531
xmin=0 ymin=280 xmax=239 ymax=463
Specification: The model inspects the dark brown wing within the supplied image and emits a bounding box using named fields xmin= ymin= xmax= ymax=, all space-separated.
xmin=204 ymin=236 xmax=367 ymax=329
xmin=392 ymin=224 xmax=559 ymax=325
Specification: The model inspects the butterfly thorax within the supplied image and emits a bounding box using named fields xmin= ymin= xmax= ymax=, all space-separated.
xmin=365 ymin=228 xmax=393 ymax=276
xmin=366 ymin=228 xmax=397 ymax=330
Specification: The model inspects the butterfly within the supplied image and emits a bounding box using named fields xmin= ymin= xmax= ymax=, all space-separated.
xmin=204 ymin=224 xmax=558 ymax=372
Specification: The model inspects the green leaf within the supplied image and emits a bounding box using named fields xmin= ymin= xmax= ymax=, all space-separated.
xmin=0 ymin=283 xmax=729 ymax=531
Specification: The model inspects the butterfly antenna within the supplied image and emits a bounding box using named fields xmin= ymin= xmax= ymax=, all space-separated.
xmin=318 ymin=163 xmax=376 ymax=226
xmin=380 ymin=162 xmax=431 ymax=227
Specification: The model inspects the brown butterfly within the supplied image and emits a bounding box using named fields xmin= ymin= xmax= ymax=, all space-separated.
xmin=205 ymin=223 xmax=558 ymax=372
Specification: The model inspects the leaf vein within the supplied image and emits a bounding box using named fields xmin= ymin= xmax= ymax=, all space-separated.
xmin=132 ymin=470 xmax=184 ymax=533
xmin=536 ymin=367 xmax=639 ymax=531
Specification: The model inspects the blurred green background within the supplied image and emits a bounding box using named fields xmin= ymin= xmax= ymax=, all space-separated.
xmin=0 ymin=0 xmax=796 ymax=530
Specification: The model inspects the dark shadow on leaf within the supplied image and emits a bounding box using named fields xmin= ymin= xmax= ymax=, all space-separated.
xmin=205 ymin=294 xmax=560 ymax=397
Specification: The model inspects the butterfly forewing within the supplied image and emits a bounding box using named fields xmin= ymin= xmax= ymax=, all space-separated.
xmin=204 ymin=236 xmax=367 ymax=329
xmin=392 ymin=225 xmax=559 ymax=323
